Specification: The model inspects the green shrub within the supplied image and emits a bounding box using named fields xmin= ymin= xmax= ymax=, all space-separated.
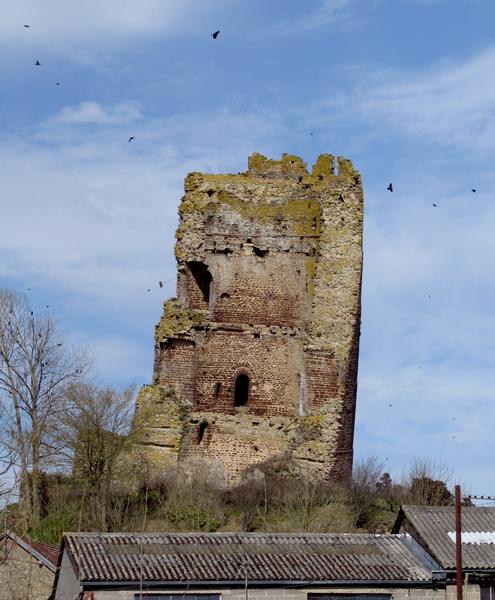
xmin=165 ymin=503 xmax=222 ymax=531
xmin=28 ymin=507 xmax=77 ymax=545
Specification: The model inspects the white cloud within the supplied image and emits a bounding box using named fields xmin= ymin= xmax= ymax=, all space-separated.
xmin=0 ymin=103 xmax=285 ymax=327
xmin=52 ymin=101 xmax=142 ymax=124
xmin=294 ymin=45 xmax=495 ymax=153
xmin=0 ymin=101 xmax=287 ymax=386
xmin=274 ymin=0 xmax=380 ymax=34
xmin=0 ymin=0 xmax=235 ymax=49
xmin=354 ymin=46 xmax=495 ymax=150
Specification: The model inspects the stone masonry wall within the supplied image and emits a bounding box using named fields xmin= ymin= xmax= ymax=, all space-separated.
xmin=91 ymin=583 xmax=474 ymax=600
xmin=133 ymin=152 xmax=363 ymax=485
xmin=0 ymin=544 xmax=55 ymax=600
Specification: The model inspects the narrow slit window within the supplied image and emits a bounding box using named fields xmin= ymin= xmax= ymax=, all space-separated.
xmin=234 ymin=373 xmax=249 ymax=407
xmin=198 ymin=421 xmax=208 ymax=444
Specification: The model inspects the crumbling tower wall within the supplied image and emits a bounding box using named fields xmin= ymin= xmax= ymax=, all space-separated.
xmin=134 ymin=152 xmax=363 ymax=485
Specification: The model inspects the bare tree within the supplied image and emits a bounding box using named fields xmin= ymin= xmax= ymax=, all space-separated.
xmin=403 ymin=457 xmax=454 ymax=505
xmin=349 ymin=456 xmax=385 ymax=527
xmin=55 ymin=382 xmax=136 ymax=530
xmin=0 ymin=289 xmax=90 ymax=526
xmin=351 ymin=456 xmax=384 ymax=502
xmin=278 ymin=476 xmax=336 ymax=532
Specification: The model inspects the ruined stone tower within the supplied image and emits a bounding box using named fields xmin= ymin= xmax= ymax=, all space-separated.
xmin=134 ymin=152 xmax=363 ymax=485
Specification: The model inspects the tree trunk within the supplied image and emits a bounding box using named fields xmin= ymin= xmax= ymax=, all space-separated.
xmin=30 ymin=432 xmax=41 ymax=526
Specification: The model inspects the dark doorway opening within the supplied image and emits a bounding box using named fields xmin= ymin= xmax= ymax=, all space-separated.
xmin=234 ymin=374 xmax=249 ymax=407
xmin=187 ymin=261 xmax=212 ymax=308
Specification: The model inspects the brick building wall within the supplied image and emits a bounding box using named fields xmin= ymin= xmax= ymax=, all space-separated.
xmin=134 ymin=152 xmax=363 ymax=484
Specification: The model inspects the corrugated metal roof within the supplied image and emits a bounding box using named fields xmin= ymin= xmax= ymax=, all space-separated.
xmin=401 ymin=505 xmax=495 ymax=569
xmin=63 ymin=532 xmax=432 ymax=584
xmin=447 ymin=532 xmax=495 ymax=545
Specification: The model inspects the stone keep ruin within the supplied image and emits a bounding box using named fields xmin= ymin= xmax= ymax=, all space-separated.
xmin=134 ymin=152 xmax=363 ymax=485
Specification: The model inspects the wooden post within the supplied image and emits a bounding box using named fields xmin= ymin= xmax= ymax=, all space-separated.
xmin=455 ymin=485 xmax=463 ymax=600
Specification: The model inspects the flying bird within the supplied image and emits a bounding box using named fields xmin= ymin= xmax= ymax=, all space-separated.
xmin=24 ymin=24 xmax=30 ymax=28
xmin=159 ymin=281 xmax=163 ymax=288
xmin=433 ymin=203 xmax=438 ymax=207
xmin=147 ymin=288 xmax=151 ymax=292
xmin=471 ymin=188 xmax=476 ymax=193
xmin=56 ymin=82 xmax=60 ymax=86
xmin=128 ymin=136 xmax=135 ymax=143
xmin=212 ymin=30 xmax=220 ymax=39
xmin=34 ymin=60 xmax=42 ymax=66
xmin=387 ymin=183 xmax=393 ymax=192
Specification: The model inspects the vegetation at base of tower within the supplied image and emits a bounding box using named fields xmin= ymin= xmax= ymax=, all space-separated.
xmin=0 ymin=287 xmax=455 ymax=544
xmin=1 ymin=454 xmax=456 ymax=545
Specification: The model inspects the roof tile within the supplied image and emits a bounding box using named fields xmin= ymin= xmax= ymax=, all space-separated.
xmin=64 ymin=532 xmax=433 ymax=584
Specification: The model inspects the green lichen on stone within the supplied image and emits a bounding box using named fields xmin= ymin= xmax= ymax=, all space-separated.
xmin=184 ymin=172 xmax=203 ymax=191
xmin=217 ymin=192 xmax=321 ymax=236
xmin=247 ymin=152 xmax=308 ymax=179
xmin=311 ymin=154 xmax=336 ymax=179
xmin=134 ymin=384 xmax=191 ymax=445
xmin=170 ymin=434 xmax=182 ymax=452
xmin=176 ymin=184 xmax=321 ymax=237
xmin=135 ymin=385 xmax=179 ymax=423
xmin=300 ymin=414 xmax=325 ymax=430
xmin=155 ymin=299 xmax=205 ymax=342
xmin=337 ymin=157 xmax=360 ymax=182
xmin=178 ymin=191 xmax=214 ymax=216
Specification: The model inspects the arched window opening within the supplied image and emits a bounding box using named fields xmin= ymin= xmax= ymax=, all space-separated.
xmin=234 ymin=373 xmax=249 ymax=407
xmin=197 ymin=421 xmax=208 ymax=444
xmin=187 ymin=261 xmax=212 ymax=308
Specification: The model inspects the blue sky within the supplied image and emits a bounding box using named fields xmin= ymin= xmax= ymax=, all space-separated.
xmin=1 ymin=0 xmax=494 ymax=492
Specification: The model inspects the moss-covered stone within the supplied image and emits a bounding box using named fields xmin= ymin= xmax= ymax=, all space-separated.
xmin=311 ymin=154 xmax=336 ymax=179
xmin=247 ymin=152 xmax=308 ymax=179
xmin=337 ymin=156 xmax=361 ymax=182
xmin=134 ymin=384 xmax=191 ymax=458
xmin=300 ymin=414 xmax=325 ymax=430
xmin=219 ymin=192 xmax=321 ymax=236
xmin=155 ymin=299 xmax=205 ymax=342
